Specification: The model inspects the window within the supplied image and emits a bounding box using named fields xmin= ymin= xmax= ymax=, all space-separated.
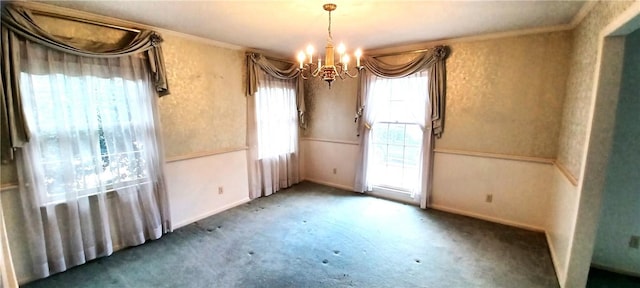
xmin=255 ymin=77 xmax=297 ymax=159
xmin=371 ymin=123 xmax=422 ymax=191
xmin=367 ymin=72 xmax=428 ymax=194
xmin=19 ymin=53 xmax=155 ymax=205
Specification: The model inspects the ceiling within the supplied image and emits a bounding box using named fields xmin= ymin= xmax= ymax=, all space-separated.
xmin=39 ymin=0 xmax=587 ymax=57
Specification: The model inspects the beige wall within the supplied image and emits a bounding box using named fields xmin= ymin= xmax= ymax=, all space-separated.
xmin=305 ymin=31 xmax=572 ymax=159
xmin=303 ymin=77 xmax=359 ymax=142
xmin=159 ymin=34 xmax=246 ymax=157
xmin=556 ymin=0 xmax=635 ymax=178
xmin=438 ymin=31 xmax=570 ymax=158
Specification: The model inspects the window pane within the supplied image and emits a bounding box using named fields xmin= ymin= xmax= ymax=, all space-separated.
xmin=387 ymin=145 xmax=404 ymax=167
xmin=404 ymin=146 xmax=421 ymax=168
xmin=389 ymin=101 xmax=404 ymax=122
xmin=20 ymin=69 xmax=154 ymax=205
xmin=373 ymin=123 xmax=389 ymax=144
xmin=388 ymin=124 xmax=405 ymax=146
xmin=255 ymin=79 xmax=297 ymax=159
xmin=373 ymin=144 xmax=388 ymax=165
xmin=405 ymin=125 xmax=422 ymax=146
xmin=386 ymin=165 xmax=403 ymax=188
xmin=403 ymin=169 xmax=419 ymax=190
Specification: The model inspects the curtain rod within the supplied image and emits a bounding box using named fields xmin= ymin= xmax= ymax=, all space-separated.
xmin=370 ymin=48 xmax=432 ymax=58
xmin=31 ymin=10 xmax=141 ymax=33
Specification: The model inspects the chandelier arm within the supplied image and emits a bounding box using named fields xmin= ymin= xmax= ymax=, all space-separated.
xmin=343 ymin=69 xmax=361 ymax=78
xmin=299 ymin=69 xmax=309 ymax=80
xmin=311 ymin=67 xmax=321 ymax=77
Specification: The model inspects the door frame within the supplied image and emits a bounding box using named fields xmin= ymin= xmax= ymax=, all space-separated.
xmin=564 ymin=3 xmax=640 ymax=287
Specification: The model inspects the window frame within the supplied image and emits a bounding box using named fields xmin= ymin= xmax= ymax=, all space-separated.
xmin=20 ymin=72 xmax=153 ymax=206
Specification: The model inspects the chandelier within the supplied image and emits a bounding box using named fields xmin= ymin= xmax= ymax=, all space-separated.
xmin=297 ymin=3 xmax=362 ymax=88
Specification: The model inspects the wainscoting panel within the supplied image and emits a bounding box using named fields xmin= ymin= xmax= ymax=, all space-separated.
xmin=300 ymin=139 xmax=359 ymax=191
xmin=546 ymin=164 xmax=579 ymax=286
xmin=431 ymin=152 xmax=554 ymax=231
xmin=165 ymin=149 xmax=250 ymax=228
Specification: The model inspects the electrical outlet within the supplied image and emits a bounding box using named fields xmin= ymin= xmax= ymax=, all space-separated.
xmin=485 ymin=194 xmax=493 ymax=203
xmin=332 ymin=168 xmax=337 ymax=174
xmin=630 ymin=235 xmax=639 ymax=249
xmin=218 ymin=186 xmax=224 ymax=195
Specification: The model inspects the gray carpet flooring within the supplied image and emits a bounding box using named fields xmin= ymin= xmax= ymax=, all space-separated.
xmin=23 ymin=182 xmax=559 ymax=288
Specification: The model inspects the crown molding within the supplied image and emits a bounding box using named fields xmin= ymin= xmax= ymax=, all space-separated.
xmin=366 ymin=24 xmax=573 ymax=56
xmin=11 ymin=1 xmax=245 ymax=51
xmin=570 ymin=1 xmax=598 ymax=29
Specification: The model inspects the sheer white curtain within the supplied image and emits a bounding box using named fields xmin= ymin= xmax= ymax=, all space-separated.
xmin=355 ymin=71 xmax=430 ymax=202
xmin=247 ymin=71 xmax=299 ymax=198
xmin=16 ymin=41 xmax=169 ymax=278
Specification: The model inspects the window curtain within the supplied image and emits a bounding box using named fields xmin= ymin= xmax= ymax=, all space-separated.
xmin=0 ymin=195 xmax=18 ymax=288
xmin=354 ymin=46 xmax=449 ymax=209
xmin=1 ymin=4 xmax=171 ymax=279
xmin=1 ymin=4 xmax=170 ymax=161
xmin=17 ymin=39 xmax=169 ymax=280
xmin=246 ymin=53 xmax=303 ymax=199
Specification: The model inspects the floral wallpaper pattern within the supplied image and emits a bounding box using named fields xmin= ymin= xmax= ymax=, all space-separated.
xmin=304 ymin=76 xmax=359 ymax=142
xmin=556 ymin=0 xmax=635 ymax=179
xmin=159 ymin=34 xmax=246 ymax=158
xmin=437 ymin=31 xmax=571 ymax=158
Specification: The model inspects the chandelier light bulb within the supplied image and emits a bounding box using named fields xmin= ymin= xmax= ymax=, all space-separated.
xmin=342 ymin=54 xmax=350 ymax=70
xmin=355 ymin=48 xmax=362 ymax=66
xmin=297 ymin=51 xmax=306 ymax=68
xmin=354 ymin=48 xmax=362 ymax=58
xmin=337 ymin=43 xmax=346 ymax=55
xmin=306 ymin=44 xmax=315 ymax=63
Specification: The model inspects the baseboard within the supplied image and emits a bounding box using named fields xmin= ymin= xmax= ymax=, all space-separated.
xmin=545 ymin=232 xmax=565 ymax=287
xmin=368 ymin=188 xmax=420 ymax=206
xmin=590 ymin=262 xmax=640 ymax=278
xmin=303 ymin=178 xmax=355 ymax=192
xmin=430 ymin=204 xmax=545 ymax=232
xmin=18 ymin=274 xmax=37 ymax=286
xmin=172 ymin=197 xmax=251 ymax=229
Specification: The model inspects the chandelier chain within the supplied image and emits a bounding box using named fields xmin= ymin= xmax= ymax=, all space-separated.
xmin=328 ymin=10 xmax=332 ymax=41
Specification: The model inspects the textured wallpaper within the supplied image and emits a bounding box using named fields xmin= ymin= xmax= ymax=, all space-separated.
xmin=437 ymin=31 xmax=571 ymax=158
xmin=306 ymin=31 xmax=571 ymax=159
xmin=159 ymin=35 xmax=246 ymax=158
xmin=556 ymin=1 xmax=635 ymax=179
xmin=304 ymin=76 xmax=359 ymax=142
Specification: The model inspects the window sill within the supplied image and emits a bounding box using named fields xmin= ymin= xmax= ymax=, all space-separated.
xmin=369 ymin=185 xmax=419 ymax=205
